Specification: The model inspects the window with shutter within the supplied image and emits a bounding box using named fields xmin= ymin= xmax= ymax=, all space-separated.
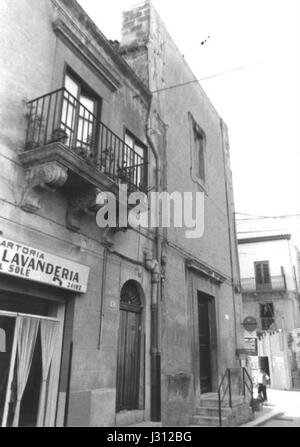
xmin=255 ymin=261 xmax=271 ymax=289
xmin=193 ymin=123 xmax=206 ymax=183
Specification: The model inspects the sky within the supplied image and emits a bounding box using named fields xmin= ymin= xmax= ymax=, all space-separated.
xmin=78 ymin=0 xmax=300 ymax=243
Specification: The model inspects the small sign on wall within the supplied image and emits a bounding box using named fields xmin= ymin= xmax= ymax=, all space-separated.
xmin=244 ymin=337 xmax=258 ymax=356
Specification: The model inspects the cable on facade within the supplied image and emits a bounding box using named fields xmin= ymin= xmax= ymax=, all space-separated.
xmin=150 ymin=62 xmax=261 ymax=95
xmin=235 ymin=212 xmax=300 ymax=220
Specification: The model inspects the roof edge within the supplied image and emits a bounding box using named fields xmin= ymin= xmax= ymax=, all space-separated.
xmin=238 ymin=234 xmax=291 ymax=244
xmin=53 ymin=0 xmax=152 ymax=101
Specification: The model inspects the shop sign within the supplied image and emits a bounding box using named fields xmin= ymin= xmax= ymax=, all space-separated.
xmin=0 ymin=237 xmax=90 ymax=293
xmin=244 ymin=337 xmax=258 ymax=356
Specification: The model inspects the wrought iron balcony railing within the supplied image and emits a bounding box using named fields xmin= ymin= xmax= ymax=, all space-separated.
xmin=25 ymin=87 xmax=147 ymax=193
xmin=241 ymin=275 xmax=286 ymax=292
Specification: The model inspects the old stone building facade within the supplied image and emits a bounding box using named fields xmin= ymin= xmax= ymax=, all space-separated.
xmin=0 ymin=0 xmax=245 ymax=427
xmin=120 ymin=1 xmax=245 ymax=426
xmin=238 ymin=233 xmax=300 ymax=390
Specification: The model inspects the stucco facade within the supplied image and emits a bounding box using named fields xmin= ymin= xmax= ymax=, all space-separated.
xmin=238 ymin=234 xmax=300 ymax=332
xmin=120 ymin=1 xmax=244 ymax=426
xmin=0 ymin=0 xmax=156 ymax=427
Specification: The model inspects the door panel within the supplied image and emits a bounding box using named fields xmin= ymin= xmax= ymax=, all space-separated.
xmin=116 ymin=310 xmax=141 ymax=412
xmin=198 ymin=293 xmax=212 ymax=393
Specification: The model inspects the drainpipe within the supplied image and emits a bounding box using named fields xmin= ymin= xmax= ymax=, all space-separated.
xmin=97 ymin=245 xmax=108 ymax=349
xmin=144 ymin=249 xmax=161 ymax=420
xmin=220 ymin=119 xmax=238 ymax=363
xmin=146 ymin=99 xmax=162 ymax=421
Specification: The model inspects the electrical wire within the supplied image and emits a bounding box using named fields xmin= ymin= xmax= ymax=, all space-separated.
xmin=235 ymin=212 xmax=300 ymax=221
xmin=150 ymin=62 xmax=261 ymax=94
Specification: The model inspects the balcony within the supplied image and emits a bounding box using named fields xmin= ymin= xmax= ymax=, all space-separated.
xmin=241 ymin=275 xmax=286 ymax=293
xmin=19 ymin=88 xmax=148 ymax=231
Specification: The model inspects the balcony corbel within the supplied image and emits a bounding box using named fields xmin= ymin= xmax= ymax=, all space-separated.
xmin=66 ymin=187 xmax=103 ymax=232
xmin=20 ymin=161 xmax=68 ymax=213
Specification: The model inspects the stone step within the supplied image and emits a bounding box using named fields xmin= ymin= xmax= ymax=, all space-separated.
xmin=124 ymin=421 xmax=163 ymax=427
xmin=199 ymin=394 xmax=245 ymax=408
xmin=196 ymin=406 xmax=232 ymax=417
xmin=192 ymin=415 xmax=229 ymax=427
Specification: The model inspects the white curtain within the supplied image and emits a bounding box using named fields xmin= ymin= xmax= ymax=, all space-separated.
xmin=37 ymin=320 xmax=59 ymax=427
xmin=13 ymin=317 xmax=39 ymax=427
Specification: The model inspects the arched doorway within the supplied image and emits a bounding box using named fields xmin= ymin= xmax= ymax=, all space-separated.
xmin=116 ymin=281 xmax=142 ymax=412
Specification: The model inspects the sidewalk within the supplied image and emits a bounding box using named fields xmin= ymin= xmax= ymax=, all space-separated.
xmin=240 ymin=405 xmax=283 ymax=427
xmin=125 ymin=406 xmax=278 ymax=428
xmin=125 ymin=389 xmax=300 ymax=427
xmin=240 ymin=388 xmax=300 ymax=427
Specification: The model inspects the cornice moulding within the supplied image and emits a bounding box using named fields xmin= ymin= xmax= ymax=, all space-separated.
xmin=186 ymin=259 xmax=226 ymax=284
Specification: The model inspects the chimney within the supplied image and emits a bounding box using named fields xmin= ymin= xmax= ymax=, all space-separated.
xmin=121 ymin=1 xmax=151 ymax=50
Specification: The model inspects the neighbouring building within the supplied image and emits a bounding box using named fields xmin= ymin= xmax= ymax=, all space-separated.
xmin=0 ymin=0 xmax=248 ymax=427
xmin=238 ymin=233 xmax=300 ymax=390
xmin=119 ymin=1 xmax=249 ymax=426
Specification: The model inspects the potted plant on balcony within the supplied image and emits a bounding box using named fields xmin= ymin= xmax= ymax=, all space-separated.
xmin=51 ymin=128 xmax=68 ymax=145
xmin=74 ymin=134 xmax=97 ymax=164
xmin=25 ymin=109 xmax=45 ymax=151
xmin=100 ymin=146 xmax=115 ymax=177
xmin=118 ymin=163 xmax=133 ymax=185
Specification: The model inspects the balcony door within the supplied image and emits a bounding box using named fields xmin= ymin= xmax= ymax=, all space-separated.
xmin=123 ymin=132 xmax=147 ymax=192
xmin=255 ymin=261 xmax=271 ymax=290
xmin=62 ymin=72 xmax=99 ymax=156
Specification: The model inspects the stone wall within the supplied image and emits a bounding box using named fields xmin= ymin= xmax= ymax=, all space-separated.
xmin=121 ymin=0 xmax=243 ymax=426
xmin=0 ymin=0 xmax=154 ymax=427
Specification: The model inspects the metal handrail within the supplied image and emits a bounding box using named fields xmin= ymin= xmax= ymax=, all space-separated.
xmin=218 ymin=368 xmax=232 ymax=427
xmin=242 ymin=367 xmax=254 ymax=414
xmin=25 ymin=87 xmax=148 ymax=193
xmin=218 ymin=367 xmax=254 ymax=426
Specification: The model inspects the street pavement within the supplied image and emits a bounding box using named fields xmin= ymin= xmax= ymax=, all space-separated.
xmin=257 ymin=388 xmax=300 ymax=427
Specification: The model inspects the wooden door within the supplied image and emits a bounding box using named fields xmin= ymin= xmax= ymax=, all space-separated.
xmin=198 ymin=293 xmax=212 ymax=393
xmin=116 ymin=282 xmax=142 ymax=412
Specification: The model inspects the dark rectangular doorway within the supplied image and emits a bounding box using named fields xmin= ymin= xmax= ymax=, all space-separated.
xmin=259 ymin=356 xmax=270 ymax=378
xmin=198 ymin=292 xmax=214 ymax=393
